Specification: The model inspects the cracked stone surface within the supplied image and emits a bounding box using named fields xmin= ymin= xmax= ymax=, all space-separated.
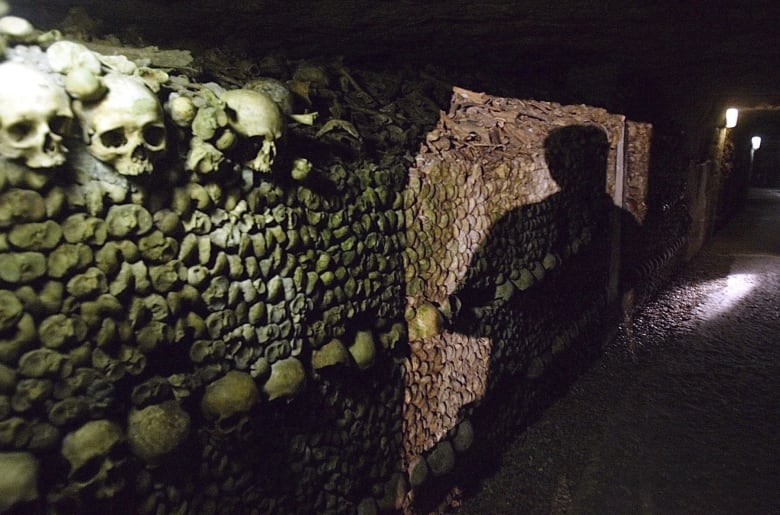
xmin=458 ymin=188 xmax=780 ymax=514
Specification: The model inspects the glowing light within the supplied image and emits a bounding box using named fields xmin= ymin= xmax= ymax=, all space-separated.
xmin=751 ymin=136 xmax=762 ymax=150
xmin=725 ymin=273 xmax=755 ymax=299
xmin=698 ymin=273 xmax=756 ymax=320
xmin=725 ymin=108 xmax=739 ymax=128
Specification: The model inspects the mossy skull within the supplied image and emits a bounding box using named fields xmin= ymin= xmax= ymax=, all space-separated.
xmin=60 ymin=419 xmax=127 ymax=498
xmin=200 ymin=371 xmax=259 ymax=435
xmin=127 ymin=401 xmax=191 ymax=465
xmin=0 ymin=452 xmax=39 ymax=512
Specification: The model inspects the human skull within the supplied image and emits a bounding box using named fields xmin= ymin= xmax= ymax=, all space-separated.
xmin=75 ymin=73 xmax=166 ymax=176
xmin=0 ymin=61 xmax=74 ymax=168
xmin=127 ymin=401 xmax=191 ymax=465
xmin=60 ymin=419 xmax=127 ymax=498
xmin=200 ymin=371 xmax=259 ymax=436
xmin=222 ymin=88 xmax=283 ymax=172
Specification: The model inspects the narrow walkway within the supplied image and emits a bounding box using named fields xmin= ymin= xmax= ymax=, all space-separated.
xmin=458 ymin=188 xmax=780 ymax=514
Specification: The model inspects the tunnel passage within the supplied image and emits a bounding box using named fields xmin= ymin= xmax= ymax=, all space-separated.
xmin=727 ymin=108 xmax=780 ymax=188
xmin=457 ymin=185 xmax=780 ymax=514
xmin=0 ymin=34 xmax=679 ymax=514
xmin=0 ymin=2 xmax=772 ymax=514
xmin=705 ymin=106 xmax=780 ymax=234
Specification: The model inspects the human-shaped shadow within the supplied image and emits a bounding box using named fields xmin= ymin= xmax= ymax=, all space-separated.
xmin=437 ymin=125 xmax=643 ymax=493
xmin=452 ymin=124 xmax=614 ymax=336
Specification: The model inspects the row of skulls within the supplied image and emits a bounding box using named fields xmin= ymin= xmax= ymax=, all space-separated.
xmin=0 ymin=50 xmax=171 ymax=175
xmin=0 ymin=27 xmax=286 ymax=177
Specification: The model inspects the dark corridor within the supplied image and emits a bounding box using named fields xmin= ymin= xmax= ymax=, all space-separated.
xmin=2 ymin=2 xmax=780 ymax=513
xmin=458 ymin=188 xmax=780 ymax=514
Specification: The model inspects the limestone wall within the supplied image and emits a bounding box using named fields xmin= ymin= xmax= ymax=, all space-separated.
xmin=0 ymin=12 xmax=664 ymax=515
xmin=0 ymin=146 xmax=412 ymax=514
xmin=0 ymin=19 xmax=417 ymax=513
xmin=400 ymin=89 xmax=632 ymax=509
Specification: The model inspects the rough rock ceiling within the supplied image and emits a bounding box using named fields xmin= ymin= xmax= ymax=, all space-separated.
xmin=18 ymin=1 xmax=780 ymax=140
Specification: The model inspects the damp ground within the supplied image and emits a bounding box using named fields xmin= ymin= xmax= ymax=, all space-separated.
xmin=456 ymin=188 xmax=780 ymax=514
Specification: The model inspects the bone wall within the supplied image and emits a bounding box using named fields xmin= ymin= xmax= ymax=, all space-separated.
xmin=0 ymin=141 xmax=415 ymax=512
xmin=625 ymin=121 xmax=652 ymax=224
xmin=0 ymin=12 xmax=673 ymax=515
xmin=0 ymin=92 xmax=654 ymax=515
xmin=399 ymin=89 xmax=634 ymax=510
xmin=0 ymin=11 xmax=448 ymax=513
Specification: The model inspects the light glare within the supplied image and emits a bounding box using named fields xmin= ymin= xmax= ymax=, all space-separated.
xmin=698 ymin=273 xmax=756 ymax=321
xmin=725 ymin=108 xmax=739 ymax=128
xmin=751 ymin=136 xmax=762 ymax=150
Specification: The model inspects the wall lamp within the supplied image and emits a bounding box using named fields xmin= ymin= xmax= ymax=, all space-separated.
xmin=751 ymin=136 xmax=762 ymax=150
xmin=725 ymin=108 xmax=739 ymax=128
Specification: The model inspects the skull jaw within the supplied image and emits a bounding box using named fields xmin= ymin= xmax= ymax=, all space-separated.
xmin=110 ymin=157 xmax=155 ymax=176
xmin=26 ymin=151 xmax=67 ymax=169
xmin=89 ymin=144 xmax=157 ymax=176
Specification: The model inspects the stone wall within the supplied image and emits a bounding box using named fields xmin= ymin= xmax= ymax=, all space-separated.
xmin=0 ymin=142 xmax=411 ymax=514
xmin=0 ymin=21 xmax=419 ymax=513
xmin=400 ymin=89 xmax=636 ymax=510
xmin=0 ymin=14 xmax=670 ymax=515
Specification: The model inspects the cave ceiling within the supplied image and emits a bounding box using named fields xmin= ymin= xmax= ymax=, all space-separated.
xmin=18 ymin=1 xmax=780 ymax=120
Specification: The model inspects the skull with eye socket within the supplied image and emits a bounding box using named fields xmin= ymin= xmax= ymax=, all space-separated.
xmin=59 ymin=419 xmax=129 ymax=499
xmin=0 ymin=61 xmax=74 ymax=168
xmin=74 ymin=73 xmax=167 ymax=176
xmin=221 ymin=88 xmax=283 ymax=173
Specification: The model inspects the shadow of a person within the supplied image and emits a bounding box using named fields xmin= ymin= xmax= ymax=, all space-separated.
xmin=452 ymin=124 xmax=614 ymax=336
xmin=442 ymin=124 xmax=644 ymax=489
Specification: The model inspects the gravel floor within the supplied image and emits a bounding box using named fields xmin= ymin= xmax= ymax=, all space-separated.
xmin=457 ymin=188 xmax=780 ymax=515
